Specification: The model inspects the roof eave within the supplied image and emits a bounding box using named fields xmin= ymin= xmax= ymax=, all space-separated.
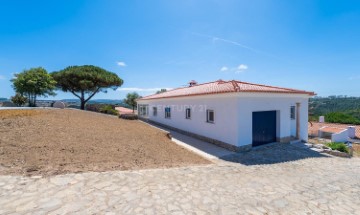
xmin=138 ymin=91 xmax=316 ymax=100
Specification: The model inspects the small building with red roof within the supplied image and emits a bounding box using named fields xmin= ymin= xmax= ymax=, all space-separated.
xmin=137 ymin=80 xmax=315 ymax=152
xmin=115 ymin=106 xmax=134 ymax=114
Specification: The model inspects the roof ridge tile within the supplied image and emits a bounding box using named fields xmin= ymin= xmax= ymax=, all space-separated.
xmin=139 ymin=79 xmax=315 ymax=100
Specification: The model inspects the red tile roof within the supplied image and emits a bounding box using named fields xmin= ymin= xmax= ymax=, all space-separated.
xmin=115 ymin=107 xmax=133 ymax=114
xmin=139 ymin=80 xmax=315 ymax=100
xmin=309 ymin=122 xmax=360 ymax=139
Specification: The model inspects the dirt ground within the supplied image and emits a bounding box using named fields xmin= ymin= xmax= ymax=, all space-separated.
xmin=0 ymin=109 xmax=209 ymax=176
xmin=353 ymin=143 xmax=360 ymax=157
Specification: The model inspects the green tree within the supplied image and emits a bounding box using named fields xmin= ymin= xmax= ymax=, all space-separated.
xmin=325 ymin=112 xmax=360 ymax=125
xmin=11 ymin=93 xmax=28 ymax=107
xmin=156 ymin=89 xmax=167 ymax=94
xmin=11 ymin=67 xmax=56 ymax=107
xmin=124 ymin=92 xmax=140 ymax=113
xmin=52 ymin=65 xmax=123 ymax=110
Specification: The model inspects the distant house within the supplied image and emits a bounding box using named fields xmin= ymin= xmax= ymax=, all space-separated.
xmin=115 ymin=107 xmax=134 ymax=114
xmin=137 ymin=80 xmax=315 ymax=152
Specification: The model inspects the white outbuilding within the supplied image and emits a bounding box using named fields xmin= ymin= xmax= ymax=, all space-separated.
xmin=137 ymin=80 xmax=315 ymax=152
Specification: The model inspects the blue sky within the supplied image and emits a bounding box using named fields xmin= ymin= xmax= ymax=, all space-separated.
xmin=0 ymin=0 xmax=359 ymax=100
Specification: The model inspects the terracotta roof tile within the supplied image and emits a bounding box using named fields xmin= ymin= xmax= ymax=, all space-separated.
xmin=139 ymin=80 xmax=315 ymax=100
xmin=115 ymin=107 xmax=133 ymax=114
xmin=309 ymin=122 xmax=360 ymax=139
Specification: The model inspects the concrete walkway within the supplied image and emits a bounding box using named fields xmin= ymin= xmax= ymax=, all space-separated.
xmin=144 ymin=122 xmax=236 ymax=160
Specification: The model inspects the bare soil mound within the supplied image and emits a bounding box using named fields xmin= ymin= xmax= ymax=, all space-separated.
xmin=0 ymin=109 xmax=209 ymax=176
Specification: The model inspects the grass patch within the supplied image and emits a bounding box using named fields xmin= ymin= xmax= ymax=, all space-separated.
xmin=0 ymin=110 xmax=41 ymax=119
xmin=326 ymin=142 xmax=349 ymax=153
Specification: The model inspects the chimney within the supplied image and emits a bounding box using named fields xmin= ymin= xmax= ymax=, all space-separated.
xmin=217 ymin=79 xmax=225 ymax=84
xmin=188 ymin=80 xmax=198 ymax=87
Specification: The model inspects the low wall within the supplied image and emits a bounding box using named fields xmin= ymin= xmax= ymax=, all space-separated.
xmin=332 ymin=130 xmax=348 ymax=142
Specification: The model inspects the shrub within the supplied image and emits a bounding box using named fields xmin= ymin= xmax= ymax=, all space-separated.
xmin=327 ymin=142 xmax=349 ymax=153
xmin=99 ymin=105 xmax=119 ymax=116
xmin=325 ymin=112 xmax=360 ymax=125
xmin=119 ymin=114 xmax=138 ymax=120
xmin=11 ymin=93 xmax=27 ymax=107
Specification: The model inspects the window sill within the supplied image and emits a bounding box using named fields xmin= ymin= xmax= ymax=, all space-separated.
xmin=206 ymin=121 xmax=215 ymax=124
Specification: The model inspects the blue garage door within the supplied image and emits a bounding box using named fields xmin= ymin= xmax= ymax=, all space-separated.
xmin=252 ymin=111 xmax=277 ymax=147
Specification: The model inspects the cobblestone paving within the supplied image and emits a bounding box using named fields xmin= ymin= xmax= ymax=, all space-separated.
xmin=1 ymin=144 xmax=360 ymax=214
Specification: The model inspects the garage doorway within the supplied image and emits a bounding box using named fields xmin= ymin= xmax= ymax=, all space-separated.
xmin=252 ymin=111 xmax=277 ymax=147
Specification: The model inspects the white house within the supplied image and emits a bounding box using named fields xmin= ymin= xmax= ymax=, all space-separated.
xmin=137 ymin=80 xmax=315 ymax=152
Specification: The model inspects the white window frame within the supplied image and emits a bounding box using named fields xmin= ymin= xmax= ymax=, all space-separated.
xmin=206 ymin=109 xmax=214 ymax=123
xmin=185 ymin=108 xmax=191 ymax=119
xmin=290 ymin=106 xmax=295 ymax=120
xmin=138 ymin=104 xmax=148 ymax=116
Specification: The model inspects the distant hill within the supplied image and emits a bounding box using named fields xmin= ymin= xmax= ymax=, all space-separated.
xmin=35 ymin=99 xmax=131 ymax=108
xmin=0 ymin=98 xmax=9 ymax=102
xmin=310 ymin=96 xmax=360 ymax=124
xmin=60 ymin=99 xmax=124 ymax=104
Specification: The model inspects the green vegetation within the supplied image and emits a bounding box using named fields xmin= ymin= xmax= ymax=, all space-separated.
xmin=119 ymin=114 xmax=138 ymax=120
xmin=99 ymin=105 xmax=119 ymax=115
xmin=11 ymin=93 xmax=28 ymax=107
xmin=11 ymin=67 xmax=56 ymax=106
xmin=309 ymin=96 xmax=360 ymax=125
xmin=324 ymin=112 xmax=360 ymax=124
xmin=326 ymin=142 xmax=349 ymax=153
xmin=124 ymin=92 xmax=141 ymax=113
xmin=52 ymin=65 xmax=123 ymax=110
xmin=156 ymin=89 xmax=167 ymax=94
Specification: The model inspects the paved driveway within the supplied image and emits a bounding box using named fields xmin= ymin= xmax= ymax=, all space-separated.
xmin=1 ymin=144 xmax=360 ymax=214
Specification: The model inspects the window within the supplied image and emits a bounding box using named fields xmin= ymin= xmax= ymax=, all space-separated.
xmin=185 ymin=108 xmax=191 ymax=119
xmin=165 ymin=107 xmax=171 ymax=118
xmin=206 ymin=110 xmax=214 ymax=123
xmin=138 ymin=105 xmax=148 ymax=116
xmin=153 ymin=107 xmax=157 ymax=116
xmin=290 ymin=106 xmax=295 ymax=119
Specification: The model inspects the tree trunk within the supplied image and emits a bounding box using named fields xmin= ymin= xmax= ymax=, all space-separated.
xmin=133 ymin=106 xmax=135 ymax=113
xmin=28 ymin=93 xmax=35 ymax=107
xmin=27 ymin=93 xmax=31 ymax=107
xmin=80 ymin=100 xmax=86 ymax=110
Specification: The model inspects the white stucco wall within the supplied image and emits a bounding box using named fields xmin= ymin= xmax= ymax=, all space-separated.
xmin=332 ymin=130 xmax=348 ymax=142
xmin=138 ymin=94 xmax=240 ymax=146
xmin=138 ymin=92 xmax=310 ymax=148
xmin=236 ymin=94 xmax=309 ymax=146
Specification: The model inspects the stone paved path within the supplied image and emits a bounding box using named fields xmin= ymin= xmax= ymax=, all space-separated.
xmin=1 ymin=145 xmax=360 ymax=214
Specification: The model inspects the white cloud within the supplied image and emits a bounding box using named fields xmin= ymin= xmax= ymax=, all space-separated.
xmin=0 ymin=75 xmax=6 ymax=80
xmin=190 ymin=31 xmax=282 ymax=60
xmin=234 ymin=64 xmax=248 ymax=73
xmin=220 ymin=66 xmax=229 ymax=72
xmin=237 ymin=64 xmax=248 ymax=71
xmin=116 ymin=61 xmax=126 ymax=67
xmin=117 ymin=87 xmax=172 ymax=92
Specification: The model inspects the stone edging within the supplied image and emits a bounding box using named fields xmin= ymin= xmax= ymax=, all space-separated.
xmin=310 ymin=143 xmax=352 ymax=158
